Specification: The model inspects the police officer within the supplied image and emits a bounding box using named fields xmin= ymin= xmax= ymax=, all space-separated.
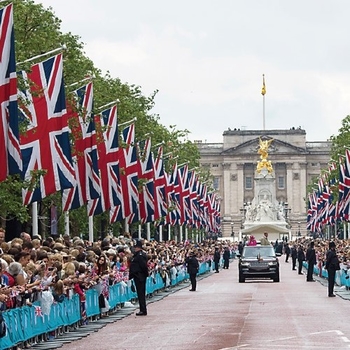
xmin=291 ymin=244 xmax=297 ymax=270
xmin=297 ymin=245 xmax=305 ymax=275
xmin=213 ymin=247 xmax=221 ymax=273
xmin=306 ymin=241 xmax=316 ymax=282
xmin=129 ymin=239 xmax=149 ymax=316
xmin=185 ymin=250 xmax=199 ymax=291
xmin=325 ymin=241 xmax=340 ymax=297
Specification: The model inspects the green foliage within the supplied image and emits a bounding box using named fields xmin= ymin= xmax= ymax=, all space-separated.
xmin=330 ymin=115 xmax=350 ymax=162
xmin=0 ymin=0 xmax=208 ymax=235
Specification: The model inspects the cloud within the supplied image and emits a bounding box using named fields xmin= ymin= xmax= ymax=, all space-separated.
xmin=36 ymin=0 xmax=350 ymax=143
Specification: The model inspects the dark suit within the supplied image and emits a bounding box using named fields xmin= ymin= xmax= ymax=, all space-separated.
xmin=306 ymin=245 xmax=316 ymax=281
xmin=223 ymin=248 xmax=230 ymax=269
xmin=186 ymin=255 xmax=199 ymax=291
xmin=213 ymin=249 xmax=221 ymax=273
xmin=284 ymin=244 xmax=291 ymax=263
xmin=297 ymin=247 xmax=305 ymax=274
xmin=291 ymin=246 xmax=297 ymax=270
xmin=325 ymin=248 xmax=339 ymax=296
xmin=129 ymin=249 xmax=149 ymax=314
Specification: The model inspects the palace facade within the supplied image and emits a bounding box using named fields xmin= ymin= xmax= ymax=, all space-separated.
xmin=196 ymin=128 xmax=332 ymax=238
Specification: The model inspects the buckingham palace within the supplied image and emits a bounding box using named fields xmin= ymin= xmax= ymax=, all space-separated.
xmin=196 ymin=127 xmax=332 ymax=239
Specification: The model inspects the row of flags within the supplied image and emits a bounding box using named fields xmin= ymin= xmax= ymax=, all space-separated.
xmin=306 ymin=150 xmax=350 ymax=233
xmin=0 ymin=3 xmax=221 ymax=233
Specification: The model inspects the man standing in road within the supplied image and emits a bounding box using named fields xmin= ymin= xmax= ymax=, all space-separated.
xmin=223 ymin=246 xmax=230 ymax=269
xmin=284 ymin=242 xmax=291 ymax=263
xmin=213 ymin=247 xmax=221 ymax=273
xmin=291 ymin=244 xmax=297 ymax=270
xmin=306 ymin=241 xmax=316 ymax=282
xmin=129 ymin=239 xmax=149 ymax=316
xmin=297 ymin=245 xmax=305 ymax=275
xmin=325 ymin=241 xmax=340 ymax=297
xmin=186 ymin=250 xmax=199 ymax=291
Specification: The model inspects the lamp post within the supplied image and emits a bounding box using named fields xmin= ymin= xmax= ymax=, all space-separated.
xmin=240 ymin=203 xmax=247 ymax=229
xmin=298 ymin=221 xmax=301 ymax=236
xmin=231 ymin=222 xmax=234 ymax=239
xmin=283 ymin=202 xmax=291 ymax=223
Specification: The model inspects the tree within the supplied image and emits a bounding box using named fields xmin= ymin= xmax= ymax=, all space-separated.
xmin=0 ymin=0 xmax=209 ymax=237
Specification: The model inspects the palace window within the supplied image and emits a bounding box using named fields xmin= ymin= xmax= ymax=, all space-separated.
xmin=245 ymin=176 xmax=253 ymax=189
xmin=278 ymin=176 xmax=285 ymax=189
xmin=213 ymin=177 xmax=220 ymax=190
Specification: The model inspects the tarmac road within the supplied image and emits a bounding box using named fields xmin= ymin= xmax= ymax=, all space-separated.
xmin=36 ymin=257 xmax=350 ymax=350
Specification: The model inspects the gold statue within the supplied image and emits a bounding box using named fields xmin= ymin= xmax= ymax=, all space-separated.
xmin=257 ymin=137 xmax=273 ymax=173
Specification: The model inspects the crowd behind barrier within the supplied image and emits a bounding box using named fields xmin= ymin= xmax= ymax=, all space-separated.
xmin=288 ymin=236 xmax=350 ymax=288
xmin=0 ymin=230 xmax=235 ymax=350
xmin=0 ymin=265 xmax=214 ymax=349
xmin=10 ymin=231 xmax=350 ymax=349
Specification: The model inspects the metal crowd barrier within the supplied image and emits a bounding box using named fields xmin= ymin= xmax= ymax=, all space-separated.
xmin=0 ymin=261 xmax=213 ymax=349
xmin=304 ymin=262 xmax=350 ymax=289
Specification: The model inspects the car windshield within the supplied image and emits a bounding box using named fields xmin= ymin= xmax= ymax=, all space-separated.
xmin=243 ymin=247 xmax=276 ymax=258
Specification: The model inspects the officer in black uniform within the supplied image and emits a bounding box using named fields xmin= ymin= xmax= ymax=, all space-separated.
xmin=291 ymin=244 xmax=297 ymax=270
xmin=297 ymin=245 xmax=305 ymax=275
xmin=185 ymin=250 xmax=199 ymax=291
xmin=129 ymin=239 xmax=149 ymax=316
xmin=325 ymin=241 xmax=340 ymax=297
xmin=306 ymin=241 xmax=316 ymax=282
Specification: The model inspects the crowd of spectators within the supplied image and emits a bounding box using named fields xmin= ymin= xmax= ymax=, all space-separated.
xmin=292 ymin=236 xmax=350 ymax=275
xmin=0 ymin=228 xmax=237 ymax=313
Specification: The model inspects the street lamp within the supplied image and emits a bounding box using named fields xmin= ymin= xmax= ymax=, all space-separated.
xmin=298 ymin=222 xmax=301 ymax=236
xmin=283 ymin=202 xmax=291 ymax=221
xmin=231 ymin=222 xmax=234 ymax=238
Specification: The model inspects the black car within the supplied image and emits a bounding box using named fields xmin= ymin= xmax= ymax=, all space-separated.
xmin=238 ymin=245 xmax=280 ymax=283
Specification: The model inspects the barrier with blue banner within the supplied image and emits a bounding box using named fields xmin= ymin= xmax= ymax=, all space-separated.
xmin=0 ymin=262 xmax=212 ymax=349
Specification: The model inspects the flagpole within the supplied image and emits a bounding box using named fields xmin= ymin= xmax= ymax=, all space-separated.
xmin=261 ymin=74 xmax=266 ymax=131
xmin=97 ymin=100 xmax=119 ymax=112
xmin=119 ymin=117 xmax=137 ymax=127
xmin=66 ymin=76 xmax=93 ymax=89
xmin=17 ymin=45 xmax=67 ymax=66
xmin=263 ymin=94 xmax=265 ymax=130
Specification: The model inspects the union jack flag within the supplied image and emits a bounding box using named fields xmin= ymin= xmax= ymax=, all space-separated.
xmin=34 ymin=305 xmax=43 ymax=318
xmin=118 ymin=124 xmax=139 ymax=224
xmin=165 ymin=162 xmax=180 ymax=225
xmin=197 ymin=182 xmax=209 ymax=230
xmin=62 ymin=82 xmax=100 ymax=211
xmin=0 ymin=3 xmax=21 ymax=182
xmin=19 ymin=54 xmax=76 ymax=205
xmin=338 ymin=150 xmax=350 ymax=221
xmin=188 ymin=171 xmax=200 ymax=228
xmin=153 ymin=146 xmax=167 ymax=221
xmin=138 ymin=138 xmax=154 ymax=224
xmin=174 ymin=164 xmax=190 ymax=225
xmin=88 ymin=105 xmax=121 ymax=216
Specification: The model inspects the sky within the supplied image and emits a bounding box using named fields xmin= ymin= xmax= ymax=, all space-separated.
xmin=33 ymin=0 xmax=350 ymax=143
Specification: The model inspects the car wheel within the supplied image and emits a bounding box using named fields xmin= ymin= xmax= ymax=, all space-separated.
xmin=273 ymin=273 xmax=280 ymax=282
xmin=239 ymin=273 xmax=245 ymax=283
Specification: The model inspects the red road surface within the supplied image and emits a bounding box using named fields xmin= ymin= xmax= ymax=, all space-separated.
xmin=56 ymin=258 xmax=350 ymax=350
